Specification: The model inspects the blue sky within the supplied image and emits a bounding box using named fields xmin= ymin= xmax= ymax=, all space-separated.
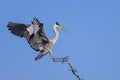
xmin=0 ymin=0 xmax=120 ymax=80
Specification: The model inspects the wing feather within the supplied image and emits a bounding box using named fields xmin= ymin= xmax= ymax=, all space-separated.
xmin=28 ymin=17 xmax=50 ymax=51
xmin=7 ymin=18 xmax=50 ymax=52
xmin=7 ymin=22 xmax=28 ymax=37
xmin=31 ymin=17 xmax=50 ymax=43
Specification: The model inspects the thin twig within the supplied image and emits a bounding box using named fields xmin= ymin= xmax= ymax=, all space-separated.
xmin=67 ymin=62 xmax=82 ymax=80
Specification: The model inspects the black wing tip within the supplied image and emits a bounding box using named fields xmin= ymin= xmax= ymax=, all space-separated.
xmin=40 ymin=23 xmax=43 ymax=26
xmin=7 ymin=22 xmax=26 ymax=27
xmin=33 ymin=17 xmax=38 ymax=20
xmin=32 ymin=17 xmax=43 ymax=26
xmin=7 ymin=22 xmax=14 ymax=27
xmin=7 ymin=22 xmax=27 ymax=38
xmin=33 ymin=17 xmax=39 ymax=23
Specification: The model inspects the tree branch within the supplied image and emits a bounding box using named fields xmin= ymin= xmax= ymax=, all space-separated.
xmin=67 ymin=62 xmax=82 ymax=80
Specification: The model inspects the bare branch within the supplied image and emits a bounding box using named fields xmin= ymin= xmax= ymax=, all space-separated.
xmin=67 ymin=62 xmax=82 ymax=80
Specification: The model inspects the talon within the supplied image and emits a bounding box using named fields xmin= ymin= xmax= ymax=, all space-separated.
xmin=62 ymin=56 xmax=69 ymax=63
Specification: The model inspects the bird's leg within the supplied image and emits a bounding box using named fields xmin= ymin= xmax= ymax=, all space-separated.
xmin=49 ymin=50 xmax=69 ymax=63
xmin=34 ymin=52 xmax=44 ymax=60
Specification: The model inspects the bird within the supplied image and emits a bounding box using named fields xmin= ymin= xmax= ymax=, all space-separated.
xmin=7 ymin=17 xmax=69 ymax=62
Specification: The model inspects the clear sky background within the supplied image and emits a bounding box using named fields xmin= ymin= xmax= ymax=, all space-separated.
xmin=0 ymin=0 xmax=120 ymax=80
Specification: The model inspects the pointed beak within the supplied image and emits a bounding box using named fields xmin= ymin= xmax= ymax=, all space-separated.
xmin=56 ymin=22 xmax=67 ymax=31
xmin=59 ymin=25 xmax=65 ymax=30
xmin=59 ymin=25 xmax=68 ymax=32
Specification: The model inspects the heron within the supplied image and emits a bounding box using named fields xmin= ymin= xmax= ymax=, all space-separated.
xmin=7 ymin=17 xmax=69 ymax=62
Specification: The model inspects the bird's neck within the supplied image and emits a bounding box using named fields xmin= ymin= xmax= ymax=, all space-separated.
xmin=51 ymin=25 xmax=59 ymax=45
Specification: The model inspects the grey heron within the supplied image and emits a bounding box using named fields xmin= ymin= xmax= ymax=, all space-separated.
xmin=7 ymin=17 xmax=69 ymax=62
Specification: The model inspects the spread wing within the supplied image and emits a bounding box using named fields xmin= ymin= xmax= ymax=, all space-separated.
xmin=31 ymin=17 xmax=50 ymax=43
xmin=7 ymin=22 xmax=29 ymax=37
xmin=28 ymin=17 xmax=50 ymax=51
xmin=7 ymin=17 xmax=50 ymax=52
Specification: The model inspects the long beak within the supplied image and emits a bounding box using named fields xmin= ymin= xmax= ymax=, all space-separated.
xmin=56 ymin=22 xmax=68 ymax=31
xmin=59 ymin=25 xmax=65 ymax=30
xmin=59 ymin=25 xmax=68 ymax=32
xmin=57 ymin=24 xmax=72 ymax=36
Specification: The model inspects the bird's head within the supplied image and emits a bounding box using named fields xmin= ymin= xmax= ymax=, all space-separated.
xmin=55 ymin=22 xmax=65 ymax=31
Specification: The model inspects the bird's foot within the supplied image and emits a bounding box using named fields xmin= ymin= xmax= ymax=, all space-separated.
xmin=62 ymin=56 xmax=69 ymax=63
xmin=53 ymin=56 xmax=69 ymax=63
